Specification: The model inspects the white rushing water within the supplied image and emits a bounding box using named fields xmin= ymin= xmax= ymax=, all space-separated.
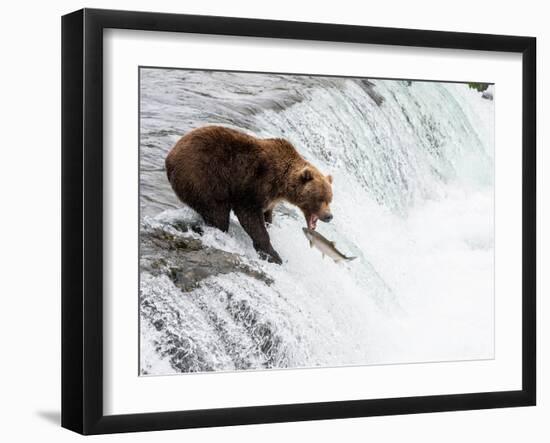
xmin=139 ymin=69 xmax=494 ymax=375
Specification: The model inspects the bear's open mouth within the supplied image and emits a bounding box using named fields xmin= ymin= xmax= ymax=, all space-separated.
xmin=307 ymin=214 xmax=318 ymax=230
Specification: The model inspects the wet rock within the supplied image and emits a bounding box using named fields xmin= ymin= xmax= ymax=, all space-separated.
xmin=140 ymin=221 xmax=273 ymax=292
xmin=357 ymin=79 xmax=385 ymax=106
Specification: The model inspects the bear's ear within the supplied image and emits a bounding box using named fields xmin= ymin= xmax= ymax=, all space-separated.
xmin=300 ymin=167 xmax=313 ymax=183
xmin=327 ymin=174 xmax=333 ymax=184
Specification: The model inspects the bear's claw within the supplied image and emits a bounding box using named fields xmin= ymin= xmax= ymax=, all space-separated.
xmin=259 ymin=250 xmax=283 ymax=265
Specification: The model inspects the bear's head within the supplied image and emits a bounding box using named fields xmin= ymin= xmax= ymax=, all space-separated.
xmin=290 ymin=166 xmax=334 ymax=230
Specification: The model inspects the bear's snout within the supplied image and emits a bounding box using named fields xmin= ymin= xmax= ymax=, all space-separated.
xmin=320 ymin=213 xmax=333 ymax=223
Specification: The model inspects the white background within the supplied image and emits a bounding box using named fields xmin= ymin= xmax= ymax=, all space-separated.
xmin=0 ymin=0 xmax=546 ymax=441
xmin=104 ymin=30 xmax=522 ymax=415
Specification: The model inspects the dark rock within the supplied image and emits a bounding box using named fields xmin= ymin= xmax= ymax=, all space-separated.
xmin=140 ymin=221 xmax=273 ymax=292
xmin=153 ymin=319 xmax=164 ymax=330
xmin=356 ymin=79 xmax=385 ymax=106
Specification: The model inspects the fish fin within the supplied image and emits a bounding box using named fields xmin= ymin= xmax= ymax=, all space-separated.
xmin=309 ymin=240 xmax=313 ymax=248
xmin=330 ymin=241 xmax=336 ymax=246
xmin=346 ymin=256 xmax=357 ymax=261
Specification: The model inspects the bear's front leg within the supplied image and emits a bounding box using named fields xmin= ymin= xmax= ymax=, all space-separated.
xmin=264 ymin=208 xmax=273 ymax=225
xmin=234 ymin=206 xmax=282 ymax=264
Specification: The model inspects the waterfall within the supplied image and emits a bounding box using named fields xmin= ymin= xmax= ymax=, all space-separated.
xmin=139 ymin=69 xmax=495 ymax=375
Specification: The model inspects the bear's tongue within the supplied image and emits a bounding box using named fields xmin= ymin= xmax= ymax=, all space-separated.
xmin=307 ymin=214 xmax=318 ymax=230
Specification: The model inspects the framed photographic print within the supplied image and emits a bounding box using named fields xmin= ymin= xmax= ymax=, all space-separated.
xmin=61 ymin=8 xmax=536 ymax=435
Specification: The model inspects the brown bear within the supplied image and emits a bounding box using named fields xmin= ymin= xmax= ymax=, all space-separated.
xmin=165 ymin=125 xmax=334 ymax=264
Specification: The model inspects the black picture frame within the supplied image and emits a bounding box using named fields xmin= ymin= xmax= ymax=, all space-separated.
xmin=62 ymin=8 xmax=536 ymax=435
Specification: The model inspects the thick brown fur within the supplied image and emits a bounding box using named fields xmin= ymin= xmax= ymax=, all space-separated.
xmin=165 ymin=125 xmax=334 ymax=264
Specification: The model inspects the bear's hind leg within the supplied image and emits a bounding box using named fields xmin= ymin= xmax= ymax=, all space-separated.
xmin=193 ymin=202 xmax=231 ymax=232
xmin=234 ymin=206 xmax=282 ymax=264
